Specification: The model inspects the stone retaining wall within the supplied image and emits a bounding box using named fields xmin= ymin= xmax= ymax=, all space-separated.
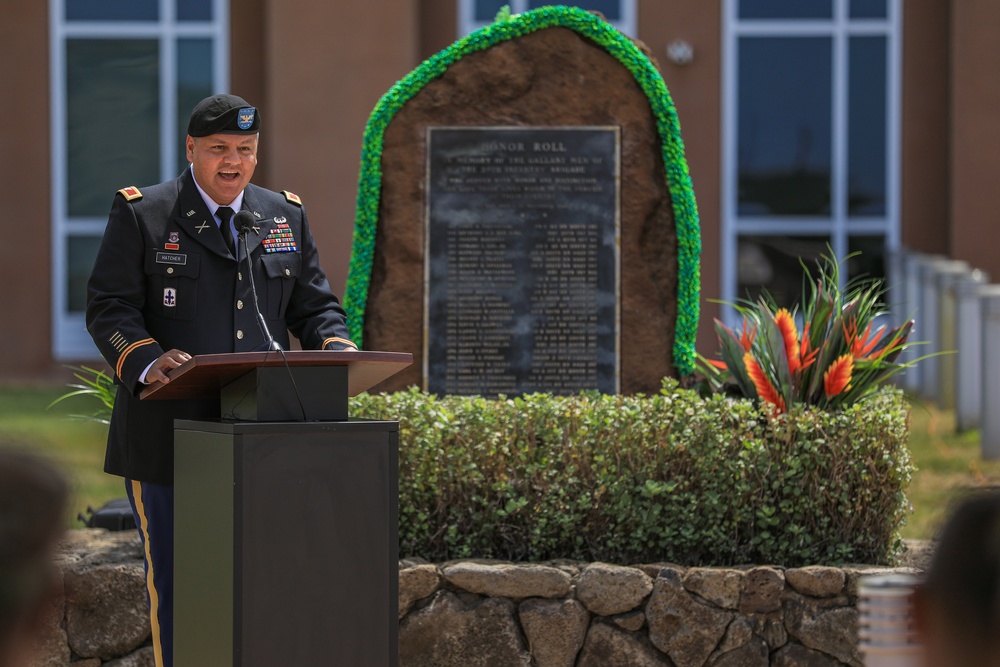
xmin=33 ymin=530 xmax=930 ymax=666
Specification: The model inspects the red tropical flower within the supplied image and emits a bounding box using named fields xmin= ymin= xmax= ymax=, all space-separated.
xmin=799 ymin=322 xmax=819 ymax=371
xmin=849 ymin=321 xmax=887 ymax=360
xmin=699 ymin=251 xmax=919 ymax=412
xmin=744 ymin=352 xmax=787 ymax=414
xmin=739 ymin=320 xmax=756 ymax=352
xmin=823 ymin=354 xmax=854 ymax=398
xmin=774 ymin=309 xmax=801 ymax=374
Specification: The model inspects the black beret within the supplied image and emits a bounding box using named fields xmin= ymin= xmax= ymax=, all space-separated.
xmin=187 ymin=94 xmax=261 ymax=137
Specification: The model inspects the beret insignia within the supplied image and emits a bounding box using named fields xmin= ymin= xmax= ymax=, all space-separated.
xmin=282 ymin=190 xmax=303 ymax=206
xmin=118 ymin=186 xmax=143 ymax=202
xmin=237 ymin=107 xmax=256 ymax=130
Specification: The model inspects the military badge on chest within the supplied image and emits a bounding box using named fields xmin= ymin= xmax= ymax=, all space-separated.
xmin=262 ymin=219 xmax=298 ymax=253
xmin=165 ymin=231 xmax=180 ymax=251
xmin=163 ymin=288 xmax=177 ymax=307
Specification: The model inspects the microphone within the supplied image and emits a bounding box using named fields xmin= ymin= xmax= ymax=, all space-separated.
xmin=234 ymin=210 xmax=281 ymax=352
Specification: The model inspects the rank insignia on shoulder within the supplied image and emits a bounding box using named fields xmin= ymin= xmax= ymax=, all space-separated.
xmin=282 ymin=190 xmax=303 ymax=206
xmin=118 ymin=186 xmax=143 ymax=201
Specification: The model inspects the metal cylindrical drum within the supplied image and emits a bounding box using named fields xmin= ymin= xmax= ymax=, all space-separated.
xmin=956 ymin=271 xmax=989 ymax=431
xmin=915 ymin=256 xmax=945 ymax=398
xmin=857 ymin=574 xmax=923 ymax=667
xmin=898 ymin=252 xmax=927 ymax=392
xmin=936 ymin=265 xmax=971 ymax=411
xmin=981 ymin=286 xmax=1000 ymax=459
xmin=921 ymin=259 xmax=967 ymax=401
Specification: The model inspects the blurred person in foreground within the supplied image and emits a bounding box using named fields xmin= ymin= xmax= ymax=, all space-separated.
xmin=914 ymin=491 xmax=1000 ymax=666
xmin=0 ymin=448 xmax=69 ymax=667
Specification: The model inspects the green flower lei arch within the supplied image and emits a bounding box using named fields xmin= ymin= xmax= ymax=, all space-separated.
xmin=344 ymin=5 xmax=701 ymax=376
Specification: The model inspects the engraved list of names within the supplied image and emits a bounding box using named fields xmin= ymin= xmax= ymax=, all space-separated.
xmin=425 ymin=126 xmax=620 ymax=396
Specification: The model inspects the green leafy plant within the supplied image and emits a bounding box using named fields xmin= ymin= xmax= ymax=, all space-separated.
xmin=47 ymin=366 xmax=115 ymax=425
xmin=46 ymin=365 xmax=912 ymax=565
xmin=701 ymin=252 xmax=915 ymax=414
xmin=351 ymin=382 xmax=912 ymax=566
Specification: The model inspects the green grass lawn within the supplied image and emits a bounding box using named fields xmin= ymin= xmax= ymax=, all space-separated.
xmin=902 ymin=399 xmax=1000 ymax=540
xmin=0 ymin=384 xmax=122 ymax=527
xmin=3 ymin=382 xmax=998 ymax=542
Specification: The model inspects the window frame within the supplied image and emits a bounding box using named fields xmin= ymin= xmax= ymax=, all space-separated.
xmin=458 ymin=0 xmax=637 ymax=37
xmin=721 ymin=0 xmax=901 ymax=323
xmin=49 ymin=0 xmax=229 ymax=359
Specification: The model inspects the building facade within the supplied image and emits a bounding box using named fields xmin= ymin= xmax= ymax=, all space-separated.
xmin=1 ymin=0 xmax=994 ymax=380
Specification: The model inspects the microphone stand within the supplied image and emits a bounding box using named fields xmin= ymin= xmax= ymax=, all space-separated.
xmin=238 ymin=226 xmax=281 ymax=352
xmin=235 ymin=216 xmax=307 ymax=420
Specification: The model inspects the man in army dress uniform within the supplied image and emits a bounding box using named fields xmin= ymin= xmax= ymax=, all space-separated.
xmin=86 ymin=94 xmax=356 ymax=667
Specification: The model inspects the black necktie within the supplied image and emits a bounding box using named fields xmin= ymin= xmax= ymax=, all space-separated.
xmin=217 ymin=206 xmax=236 ymax=256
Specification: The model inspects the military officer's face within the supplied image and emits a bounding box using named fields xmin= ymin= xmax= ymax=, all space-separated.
xmin=186 ymin=133 xmax=259 ymax=206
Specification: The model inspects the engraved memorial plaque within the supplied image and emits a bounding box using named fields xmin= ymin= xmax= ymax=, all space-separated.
xmin=425 ymin=127 xmax=620 ymax=396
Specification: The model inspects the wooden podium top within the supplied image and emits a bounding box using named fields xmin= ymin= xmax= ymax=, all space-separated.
xmin=139 ymin=350 xmax=413 ymax=401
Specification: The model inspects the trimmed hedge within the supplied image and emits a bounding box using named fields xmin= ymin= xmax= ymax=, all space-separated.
xmin=350 ymin=380 xmax=912 ymax=567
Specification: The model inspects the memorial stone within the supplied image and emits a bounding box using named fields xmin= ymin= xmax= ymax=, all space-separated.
xmin=347 ymin=9 xmax=700 ymax=394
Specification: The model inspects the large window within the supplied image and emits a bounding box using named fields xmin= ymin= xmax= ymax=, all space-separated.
xmin=50 ymin=0 xmax=228 ymax=359
xmin=459 ymin=0 xmax=636 ymax=37
xmin=722 ymin=0 xmax=899 ymax=316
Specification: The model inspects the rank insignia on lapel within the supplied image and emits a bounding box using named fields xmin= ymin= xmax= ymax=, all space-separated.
xmin=118 ymin=186 xmax=142 ymax=201
xmin=163 ymin=288 xmax=177 ymax=307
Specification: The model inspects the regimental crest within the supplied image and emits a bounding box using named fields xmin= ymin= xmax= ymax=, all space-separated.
xmin=168 ymin=232 xmax=179 ymax=243
xmin=237 ymin=107 xmax=256 ymax=130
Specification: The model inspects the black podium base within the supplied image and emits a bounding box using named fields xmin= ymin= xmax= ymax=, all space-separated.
xmin=173 ymin=419 xmax=399 ymax=667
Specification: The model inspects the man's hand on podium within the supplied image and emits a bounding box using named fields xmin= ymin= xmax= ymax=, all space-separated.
xmin=147 ymin=349 xmax=192 ymax=384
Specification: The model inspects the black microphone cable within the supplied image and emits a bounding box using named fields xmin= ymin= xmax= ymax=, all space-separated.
xmin=235 ymin=210 xmax=308 ymax=421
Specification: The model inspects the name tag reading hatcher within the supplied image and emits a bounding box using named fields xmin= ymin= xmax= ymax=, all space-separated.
xmin=156 ymin=252 xmax=188 ymax=265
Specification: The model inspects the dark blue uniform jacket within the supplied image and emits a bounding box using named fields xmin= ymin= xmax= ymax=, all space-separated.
xmin=86 ymin=170 xmax=355 ymax=484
